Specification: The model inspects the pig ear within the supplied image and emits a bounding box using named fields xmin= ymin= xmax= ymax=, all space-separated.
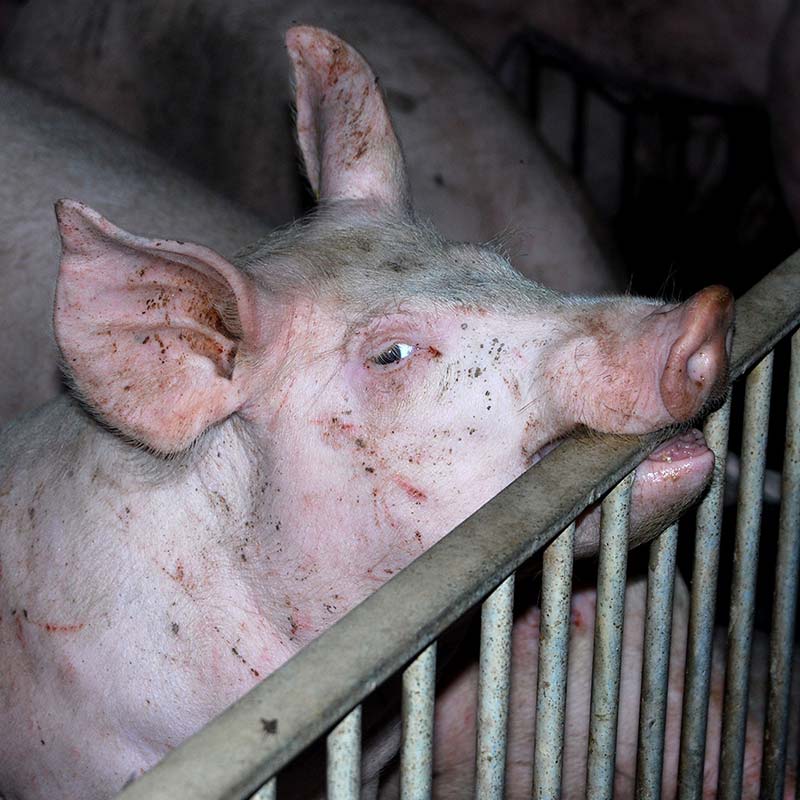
xmin=54 ymin=199 xmax=257 ymax=454
xmin=286 ymin=26 xmax=411 ymax=213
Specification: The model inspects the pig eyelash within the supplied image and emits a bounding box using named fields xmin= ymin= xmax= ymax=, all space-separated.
xmin=371 ymin=342 xmax=414 ymax=366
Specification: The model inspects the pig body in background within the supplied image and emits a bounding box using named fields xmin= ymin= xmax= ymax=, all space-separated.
xmin=0 ymin=77 xmax=267 ymax=424
xmin=378 ymin=576 xmax=799 ymax=798
xmin=411 ymin=0 xmax=800 ymax=231
xmin=1 ymin=0 xmax=622 ymax=294
xmin=0 ymin=28 xmax=734 ymax=800
xmin=413 ymin=0 xmax=790 ymax=104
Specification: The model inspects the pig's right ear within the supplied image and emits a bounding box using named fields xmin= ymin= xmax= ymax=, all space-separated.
xmin=286 ymin=26 xmax=411 ymax=213
xmin=54 ymin=200 xmax=257 ymax=454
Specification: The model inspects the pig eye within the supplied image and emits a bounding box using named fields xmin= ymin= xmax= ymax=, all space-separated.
xmin=371 ymin=342 xmax=414 ymax=366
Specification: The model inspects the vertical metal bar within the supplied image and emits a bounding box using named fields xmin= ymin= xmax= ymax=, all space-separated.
xmin=718 ymin=352 xmax=774 ymax=800
xmin=586 ymin=472 xmax=635 ymax=799
xmin=678 ymin=397 xmax=732 ymax=800
xmin=400 ymin=643 xmax=437 ymax=800
xmin=475 ymin=573 xmax=515 ymax=798
xmin=532 ymin=522 xmax=576 ymax=800
xmin=762 ymin=333 xmax=800 ymax=800
xmin=327 ymin=705 xmax=362 ymax=800
xmin=635 ymin=523 xmax=680 ymax=800
xmin=249 ymin=778 xmax=276 ymax=800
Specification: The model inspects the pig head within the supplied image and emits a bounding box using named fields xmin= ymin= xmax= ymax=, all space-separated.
xmin=0 ymin=26 xmax=731 ymax=800
xmin=54 ymin=28 xmax=731 ymax=606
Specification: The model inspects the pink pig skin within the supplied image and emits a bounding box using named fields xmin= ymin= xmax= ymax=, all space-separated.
xmin=0 ymin=27 xmax=734 ymax=800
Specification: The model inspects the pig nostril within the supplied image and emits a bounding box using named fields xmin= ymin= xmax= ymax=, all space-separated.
xmin=687 ymin=350 xmax=711 ymax=386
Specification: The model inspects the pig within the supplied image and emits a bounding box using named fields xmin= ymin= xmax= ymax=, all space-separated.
xmin=1 ymin=0 xmax=623 ymax=295
xmin=377 ymin=575 xmax=799 ymax=798
xmin=410 ymin=0 xmax=800 ymax=231
xmin=0 ymin=27 xmax=733 ymax=800
xmin=0 ymin=75 xmax=268 ymax=425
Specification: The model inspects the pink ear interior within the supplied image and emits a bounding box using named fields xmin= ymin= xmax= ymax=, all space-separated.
xmin=54 ymin=199 xmax=254 ymax=453
xmin=286 ymin=25 xmax=410 ymax=212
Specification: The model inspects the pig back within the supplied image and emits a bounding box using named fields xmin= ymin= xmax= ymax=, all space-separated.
xmin=2 ymin=0 xmax=623 ymax=294
xmin=0 ymin=76 xmax=268 ymax=425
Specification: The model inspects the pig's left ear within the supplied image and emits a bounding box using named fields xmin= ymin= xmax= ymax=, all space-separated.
xmin=54 ymin=199 xmax=258 ymax=454
xmin=286 ymin=26 xmax=411 ymax=213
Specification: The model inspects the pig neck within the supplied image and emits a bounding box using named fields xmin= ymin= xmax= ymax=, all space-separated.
xmin=35 ymin=400 xmax=402 ymax=656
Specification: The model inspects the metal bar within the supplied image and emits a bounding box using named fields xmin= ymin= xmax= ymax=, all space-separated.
xmin=532 ymin=523 xmax=576 ymax=800
xmin=327 ymin=705 xmax=362 ymax=800
xmin=635 ymin=523 xmax=680 ymax=800
xmin=678 ymin=398 xmax=732 ymax=800
xmin=761 ymin=332 xmax=800 ymax=799
xmin=114 ymin=252 xmax=799 ymax=800
xmin=475 ymin=574 xmax=515 ymax=798
xmin=718 ymin=352 xmax=774 ymax=799
xmin=586 ymin=472 xmax=635 ymax=800
xmin=249 ymin=778 xmax=275 ymax=800
xmin=400 ymin=643 xmax=436 ymax=800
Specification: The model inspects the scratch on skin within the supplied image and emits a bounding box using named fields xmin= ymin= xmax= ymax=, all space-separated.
xmin=393 ymin=476 xmax=427 ymax=502
xmin=15 ymin=609 xmax=86 ymax=635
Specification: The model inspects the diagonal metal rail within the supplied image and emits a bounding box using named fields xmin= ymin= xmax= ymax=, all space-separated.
xmin=117 ymin=251 xmax=800 ymax=800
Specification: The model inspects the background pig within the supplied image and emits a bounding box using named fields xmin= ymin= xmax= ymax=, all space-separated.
xmin=1 ymin=0 xmax=623 ymax=295
xmin=377 ymin=575 xmax=799 ymax=798
xmin=0 ymin=28 xmax=733 ymax=800
xmin=410 ymin=0 xmax=800 ymax=233
xmin=0 ymin=77 xmax=268 ymax=424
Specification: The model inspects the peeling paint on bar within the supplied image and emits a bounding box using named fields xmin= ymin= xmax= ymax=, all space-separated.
xmin=327 ymin=705 xmax=362 ymax=800
xmin=400 ymin=644 xmax=436 ymax=799
xmin=586 ymin=472 xmax=635 ymax=800
xmin=761 ymin=331 xmax=800 ymax=799
xmin=475 ymin=573 xmax=515 ymax=798
xmin=635 ymin=522 xmax=679 ymax=800
xmin=533 ymin=523 xmax=575 ymax=799
xmin=678 ymin=398 xmax=732 ymax=800
xmin=718 ymin=353 xmax=774 ymax=800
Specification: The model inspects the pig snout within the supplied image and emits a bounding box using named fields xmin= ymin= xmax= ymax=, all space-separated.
xmin=659 ymin=285 xmax=734 ymax=423
xmin=565 ymin=285 xmax=734 ymax=435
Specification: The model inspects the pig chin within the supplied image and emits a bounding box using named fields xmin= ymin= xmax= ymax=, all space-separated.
xmin=573 ymin=428 xmax=715 ymax=558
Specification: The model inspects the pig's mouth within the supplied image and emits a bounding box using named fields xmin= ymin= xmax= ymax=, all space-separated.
xmin=530 ymin=427 xmax=713 ymax=481
xmin=552 ymin=427 xmax=718 ymax=557
xmin=637 ymin=428 xmax=715 ymax=484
